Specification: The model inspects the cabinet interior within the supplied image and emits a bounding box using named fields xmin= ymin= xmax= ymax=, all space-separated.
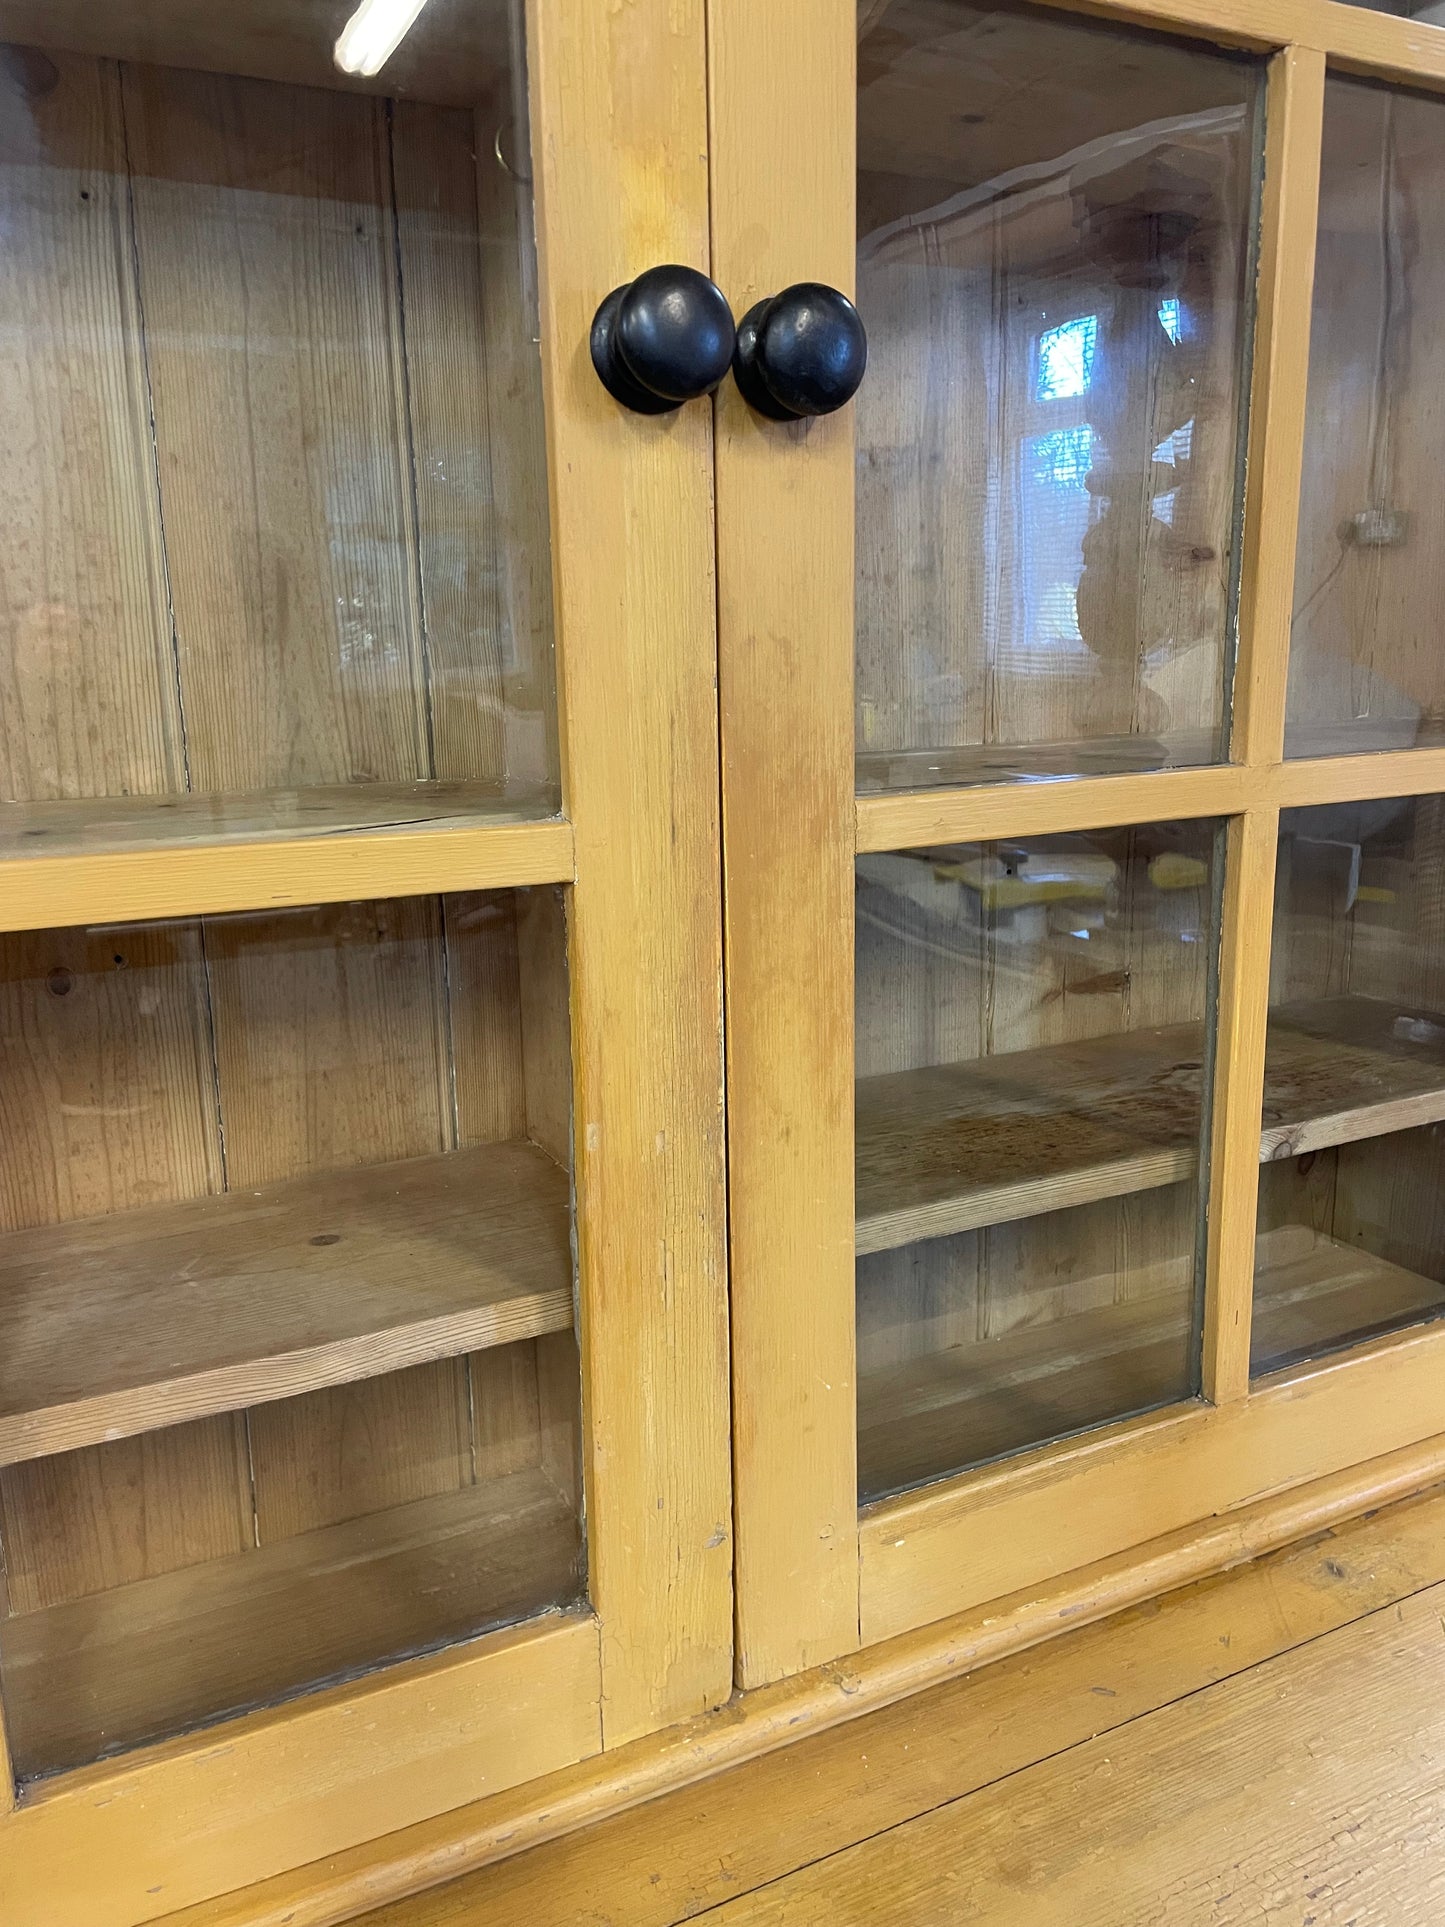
xmin=0 ymin=885 xmax=583 ymax=1781
xmin=0 ymin=0 xmax=557 ymax=853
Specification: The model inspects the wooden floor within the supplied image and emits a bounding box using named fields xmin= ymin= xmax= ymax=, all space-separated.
xmin=360 ymin=1480 xmax=1445 ymax=1925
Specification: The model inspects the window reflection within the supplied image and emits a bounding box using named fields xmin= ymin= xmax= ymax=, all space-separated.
xmin=855 ymin=0 xmax=1260 ymax=792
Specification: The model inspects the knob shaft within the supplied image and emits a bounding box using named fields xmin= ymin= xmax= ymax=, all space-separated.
xmin=732 ymin=283 xmax=868 ymax=421
xmin=590 ymin=265 xmax=736 ymax=414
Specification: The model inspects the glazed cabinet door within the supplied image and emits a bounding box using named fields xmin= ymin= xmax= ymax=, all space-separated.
xmin=714 ymin=0 xmax=1445 ymax=1686
xmin=0 ymin=4 xmax=728 ymax=1920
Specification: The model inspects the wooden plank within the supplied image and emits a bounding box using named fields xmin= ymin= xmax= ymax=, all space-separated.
xmin=122 ymin=64 xmax=428 ymax=795
xmin=0 ymin=1142 xmax=571 ymax=1466
xmin=0 ymin=1612 xmax=600 ymax=1927
xmin=0 ymin=1465 xmax=583 ymax=1782
xmin=200 ymin=896 xmax=477 ymax=1549
xmin=248 ymin=1363 xmax=476 ymax=1543
xmin=0 ymin=917 xmax=256 ymax=1640
xmin=708 ymin=1582 xmax=1445 ymax=1923
xmin=859 ymin=1310 xmax=1445 ymax=1643
xmin=1260 ymin=992 xmax=1445 ymax=1155
xmin=514 ymin=887 xmax=573 ymax=1167
xmin=856 ymin=991 xmax=1445 ymax=1256
xmin=442 ymin=891 xmax=528 ymax=1147
xmin=856 ymin=764 xmax=1257 ymax=854
xmin=857 ymin=1222 xmax=1443 ymax=1499
xmin=1251 ymin=1223 xmax=1445 ymax=1372
xmin=0 ymin=786 xmax=560 ymax=859
xmin=0 ymin=816 xmax=574 ymax=933
xmin=710 ymin=0 xmax=860 ymax=1690
xmin=531 ymin=0 xmax=732 ymax=1739
xmin=0 ymin=50 xmax=182 ymax=805
xmin=1275 ymin=745 xmax=1445 ymax=808
xmin=327 ymin=1479 xmax=1445 ymax=1927
xmin=1230 ymin=46 xmax=1326 ymax=767
xmin=146 ymin=1436 xmax=1445 ymax=1927
xmin=0 ymin=1414 xmax=254 ymax=1616
xmin=470 ymin=94 xmax=561 ymax=797
xmin=856 ymin=1023 xmax=1206 ymax=1255
xmin=390 ymin=103 xmax=508 ymax=787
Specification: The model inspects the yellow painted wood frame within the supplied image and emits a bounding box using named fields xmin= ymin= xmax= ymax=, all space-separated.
xmin=714 ymin=0 xmax=1445 ymax=1688
xmin=0 ymin=0 xmax=730 ymax=1918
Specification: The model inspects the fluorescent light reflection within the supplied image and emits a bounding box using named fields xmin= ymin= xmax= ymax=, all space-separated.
xmin=334 ymin=0 xmax=431 ymax=77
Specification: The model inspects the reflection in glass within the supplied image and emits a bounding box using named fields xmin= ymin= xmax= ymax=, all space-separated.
xmin=0 ymin=3 xmax=559 ymax=845
xmin=1287 ymin=77 xmax=1445 ymax=757
xmin=0 ymin=887 xmax=581 ymax=1779
xmin=1336 ymin=2 xmax=1445 ymax=16
xmin=1253 ymin=797 xmax=1445 ymax=1374
xmin=855 ymin=0 xmax=1261 ymax=793
xmin=855 ymin=820 xmax=1221 ymax=1501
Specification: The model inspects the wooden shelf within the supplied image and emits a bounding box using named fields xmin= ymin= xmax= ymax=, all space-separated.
xmin=0 ymin=788 xmax=573 ymax=933
xmin=1250 ymin=1225 xmax=1445 ymax=1376
xmin=858 ymin=1227 xmax=1445 ymax=1501
xmin=0 ymin=1464 xmax=584 ymax=1781
xmin=0 ymin=1141 xmax=573 ymax=1466
xmin=857 ymin=994 xmax=1445 ymax=1257
xmin=0 ymin=783 xmax=560 ymax=862
xmin=854 ymin=729 xmax=1220 ymax=796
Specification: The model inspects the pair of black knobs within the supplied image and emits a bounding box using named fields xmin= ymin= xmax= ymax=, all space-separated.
xmin=590 ymin=265 xmax=866 ymax=420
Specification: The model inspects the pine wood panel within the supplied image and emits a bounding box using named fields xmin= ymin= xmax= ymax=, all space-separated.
xmin=0 ymin=1143 xmax=571 ymax=1466
xmin=0 ymin=1414 xmax=253 ymax=1618
xmin=0 ymin=49 xmax=182 ymax=805
xmin=533 ymin=0 xmax=732 ymax=1738
xmin=707 ymin=1548 xmax=1445 ymax=1924
xmin=0 ymin=1468 xmax=584 ymax=1781
xmin=0 ymin=814 xmax=574 ymax=935
xmin=0 ymin=919 xmax=251 ymax=1621
xmin=390 ymin=104 xmax=508 ymax=786
xmin=858 ymin=991 xmax=1445 ymax=1253
xmin=710 ymin=0 xmax=860 ymax=1690
xmin=164 ymin=1442 xmax=1445 ymax=1927
xmin=514 ymin=887 xmax=573 ymax=1167
xmin=470 ymin=95 xmax=560 ymax=794
xmin=341 ymin=1478 xmax=1445 ymax=1927
xmin=122 ymin=64 xmax=429 ymax=795
xmin=859 ymin=1308 xmax=1445 ymax=1643
xmin=0 ymin=920 xmax=220 ymax=1230
xmin=0 ymin=1612 xmax=602 ymax=1927
xmin=201 ymin=897 xmax=473 ymax=1542
xmin=859 ymin=1221 xmax=1442 ymax=1497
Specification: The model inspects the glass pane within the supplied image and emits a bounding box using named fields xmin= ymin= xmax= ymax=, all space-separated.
xmin=0 ymin=887 xmax=581 ymax=1780
xmin=855 ymin=1 xmax=1260 ymax=795
xmin=856 ymin=820 xmax=1221 ymax=1502
xmin=1336 ymin=2 xmax=1445 ymax=16
xmin=1253 ymin=796 xmax=1445 ymax=1376
xmin=0 ymin=2 xmax=558 ymax=855
xmin=1287 ymin=76 xmax=1445 ymax=758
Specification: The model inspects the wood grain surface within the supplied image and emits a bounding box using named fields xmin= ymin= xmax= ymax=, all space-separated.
xmin=0 ymin=1465 xmax=584 ymax=1781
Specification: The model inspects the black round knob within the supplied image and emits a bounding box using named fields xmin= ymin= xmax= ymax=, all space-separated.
xmin=590 ymin=265 xmax=736 ymax=414
xmin=732 ymin=283 xmax=867 ymax=422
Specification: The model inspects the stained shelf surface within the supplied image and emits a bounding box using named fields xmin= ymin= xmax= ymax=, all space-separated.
xmin=857 ymin=994 xmax=1445 ymax=1255
xmin=0 ymin=1140 xmax=574 ymax=1465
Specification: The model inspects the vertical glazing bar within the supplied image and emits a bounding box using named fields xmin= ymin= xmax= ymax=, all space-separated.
xmin=1205 ymin=45 xmax=1325 ymax=1403
xmin=1233 ymin=44 xmax=1326 ymax=768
